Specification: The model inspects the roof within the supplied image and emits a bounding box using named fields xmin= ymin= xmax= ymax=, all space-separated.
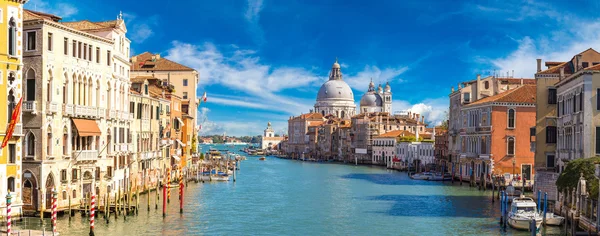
xmin=375 ymin=130 xmax=415 ymax=138
xmin=131 ymin=52 xmax=195 ymax=71
xmin=61 ymin=20 xmax=120 ymax=32
xmin=24 ymin=10 xmax=62 ymax=22
xmin=129 ymin=88 xmax=140 ymax=95
xmin=537 ymin=62 xmax=573 ymax=75
xmin=467 ymin=85 xmax=536 ymax=106
xmin=291 ymin=113 xmax=323 ymax=120
xmin=130 ymin=76 xmax=149 ymax=84
xmin=498 ymin=78 xmax=535 ymax=85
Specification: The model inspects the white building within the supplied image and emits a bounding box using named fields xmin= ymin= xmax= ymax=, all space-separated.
xmin=359 ymin=80 xmax=392 ymax=113
xmin=397 ymin=141 xmax=435 ymax=172
xmin=261 ymin=122 xmax=285 ymax=150
xmin=314 ymin=59 xmax=356 ymax=119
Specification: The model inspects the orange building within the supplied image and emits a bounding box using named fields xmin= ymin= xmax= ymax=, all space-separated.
xmin=458 ymin=84 xmax=536 ymax=183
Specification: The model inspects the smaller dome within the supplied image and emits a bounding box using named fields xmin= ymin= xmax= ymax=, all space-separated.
xmin=332 ymin=61 xmax=340 ymax=69
xmin=360 ymin=92 xmax=383 ymax=107
xmin=384 ymin=82 xmax=391 ymax=92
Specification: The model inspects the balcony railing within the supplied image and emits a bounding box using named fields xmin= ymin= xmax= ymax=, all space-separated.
xmin=129 ymin=113 xmax=134 ymax=120
xmin=46 ymin=102 xmax=59 ymax=114
xmin=98 ymin=108 xmax=106 ymax=118
xmin=110 ymin=109 xmax=117 ymax=119
xmin=120 ymin=111 xmax=129 ymax=120
xmin=176 ymin=149 xmax=182 ymax=156
xmin=142 ymin=119 xmax=150 ymax=128
xmin=23 ymin=101 xmax=37 ymax=113
xmin=478 ymin=154 xmax=491 ymax=161
xmin=74 ymin=150 xmax=99 ymax=161
xmin=63 ymin=104 xmax=74 ymax=116
xmin=120 ymin=144 xmax=128 ymax=152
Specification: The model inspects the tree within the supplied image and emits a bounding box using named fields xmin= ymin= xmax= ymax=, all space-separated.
xmin=191 ymin=135 xmax=198 ymax=153
xmin=556 ymin=157 xmax=600 ymax=200
xmin=200 ymin=153 xmax=205 ymax=160
xmin=275 ymin=134 xmax=280 ymax=137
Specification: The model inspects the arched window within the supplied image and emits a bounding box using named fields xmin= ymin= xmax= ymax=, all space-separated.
xmin=7 ymin=89 xmax=16 ymax=122
xmin=341 ymin=111 xmax=345 ymax=118
xmin=8 ymin=17 xmax=16 ymax=56
xmin=321 ymin=110 xmax=324 ymax=116
xmin=484 ymin=81 xmax=489 ymax=89
xmin=63 ymin=73 xmax=68 ymax=104
xmin=507 ymin=137 xmax=515 ymax=155
xmin=507 ymin=109 xmax=515 ymax=128
xmin=7 ymin=177 xmax=15 ymax=192
xmin=27 ymin=132 xmax=35 ymax=156
xmin=47 ymin=70 xmax=53 ymax=101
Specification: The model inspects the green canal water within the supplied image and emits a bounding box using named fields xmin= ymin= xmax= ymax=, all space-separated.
xmin=13 ymin=145 xmax=565 ymax=235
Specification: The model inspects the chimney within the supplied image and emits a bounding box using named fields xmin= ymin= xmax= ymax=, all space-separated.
xmin=559 ymin=67 xmax=565 ymax=80
xmin=451 ymin=86 xmax=455 ymax=93
xmin=475 ymin=74 xmax=481 ymax=100
xmin=156 ymin=54 xmax=161 ymax=60
xmin=421 ymin=116 xmax=425 ymax=123
xmin=576 ymin=54 xmax=582 ymax=71
xmin=520 ymin=79 xmax=523 ymax=85
xmin=132 ymin=56 xmax=137 ymax=63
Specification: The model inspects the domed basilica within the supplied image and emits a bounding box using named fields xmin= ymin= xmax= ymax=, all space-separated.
xmin=314 ymin=59 xmax=356 ymax=119
xmin=314 ymin=59 xmax=393 ymax=119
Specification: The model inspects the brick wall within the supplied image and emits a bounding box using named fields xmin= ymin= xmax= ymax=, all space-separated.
xmin=534 ymin=170 xmax=559 ymax=201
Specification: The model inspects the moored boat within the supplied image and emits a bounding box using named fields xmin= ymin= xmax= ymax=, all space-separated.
xmin=259 ymin=156 xmax=266 ymax=161
xmin=508 ymin=197 xmax=543 ymax=230
xmin=410 ymin=172 xmax=433 ymax=180
xmin=544 ymin=212 xmax=565 ymax=226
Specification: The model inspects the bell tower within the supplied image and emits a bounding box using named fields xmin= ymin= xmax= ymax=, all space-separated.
xmin=383 ymin=82 xmax=392 ymax=113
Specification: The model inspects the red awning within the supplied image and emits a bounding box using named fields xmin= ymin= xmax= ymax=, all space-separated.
xmin=72 ymin=119 xmax=101 ymax=136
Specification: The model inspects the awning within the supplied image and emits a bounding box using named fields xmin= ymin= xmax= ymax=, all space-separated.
xmin=72 ymin=119 xmax=101 ymax=136
xmin=176 ymin=139 xmax=186 ymax=147
xmin=171 ymin=155 xmax=181 ymax=161
xmin=176 ymin=117 xmax=184 ymax=126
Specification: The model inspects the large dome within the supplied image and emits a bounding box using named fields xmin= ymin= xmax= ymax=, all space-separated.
xmin=360 ymin=92 xmax=382 ymax=107
xmin=316 ymin=80 xmax=354 ymax=101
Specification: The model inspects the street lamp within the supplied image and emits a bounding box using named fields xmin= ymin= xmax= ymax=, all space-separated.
xmin=512 ymin=157 xmax=516 ymax=180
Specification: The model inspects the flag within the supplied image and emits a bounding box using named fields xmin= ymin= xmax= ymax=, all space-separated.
xmin=2 ymin=97 xmax=23 ymax=149
xmin=201 ymin=92 xmax=207 ymax=103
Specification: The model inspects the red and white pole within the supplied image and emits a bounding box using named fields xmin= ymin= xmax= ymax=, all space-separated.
xmin=162 ymin=184 xmax=166 ymax=217
xmin=89 ymin=194 xmax=95 ymax=236
xmin=52 ymin=189 xmax=57 ymax=235
xmin=6 ymin=193 xmax=11 ymax=235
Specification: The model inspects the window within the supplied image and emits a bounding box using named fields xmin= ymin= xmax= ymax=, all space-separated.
xmin=26 ymin=133 xmax=35 ymax=156
xmin=95 ymin=167 xmax=100 ymax=180
xmin=63 ymin=127 xmax=68 ymax=156
xmin=464 ymin=93 xmax=470 ymax=103
xmin=137 ymin=103 xmax=142 ymax=119
xmin=183 ymin=92 xmax=188 ymax=99
xmin=8 ymin=144 xmax=15 ymax=164
xmin=548 ymin=88 xmax=557 ymax=104
xmin=88 ymin=45 xmax=92 ymax=61
xmin=63 ymin=38 xmax=68 ymax=55
xmin=72 ymin=169 xmax=78 ymax=180
xmin=156 ymin=106 xmax=160 ymax=120
xmin=547 ymin=154 xmax=555 ymax=168
xmin=597 ymin=89 xmax=600 ymax=110
xmin=78 ymin=42 xmax=82 ymax=58
xmin=47 ymin=33 xmax=53 ymax=51
xmin=507 ymin=137 xmax=515 ymax=155
xmin=580 ymin=92 xmax=583 ymax=111
xmin=507 ymin=109 xmax=515 ymax=128
xmin=582 ymin=62 xmax=589 ymax=68
xmin=107 ymin=166 xmax=113 ymax=177
xmin=8 ymin=18 xmax=16 ymax=56
xmin=47 ymin=129 xmax=52 ymax=157
xmin=144 ymin=84 xmax=148 ymax=95
xmin=130 ymin=102 xmax=135 ymax=114
xmin=7 ymin=177 xmax=14 ymax=192
xmin=26 ymin=31 xmax=36 ymax=51
xmin=83 ymin=43 xmax=87 ymax=60
xmin=96 ymin=47 xmax=100 ymax=63
xmin=484 ymin=81 xmax=489 ymax=89
xmin=546 ymin=126 xmax=557 ymax=144
xmin=107 ymin=51 xmax=111 ymax=66
xmin=72 ymin=40 xmax=77 ymax=57
xmin=60 ymin=170 xmax=67 ymax=182
xmin=597 ymin=127 xmax=600 ymax=155
xmin=183 ymin=79 xmax=188 ymax=86
xmin=26 ymin=70 xmax=35 ymax=101
xmin=7 ymin=89 xmax=15 ymax=122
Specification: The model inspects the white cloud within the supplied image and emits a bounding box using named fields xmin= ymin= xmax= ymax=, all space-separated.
xmin=123 ymin=13 xmax=158 ymax=43
xmin=26 ymin=0 xmax=78 ymax=18
xmin=344 ymin=65 xmax=408 ymax=91
xmin=244 ymin=0 xmax=263 ymax=23
xmin=393 ymin=97 xmax=448 ymax=126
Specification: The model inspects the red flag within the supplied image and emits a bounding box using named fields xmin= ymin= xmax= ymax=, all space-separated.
xmin=2 ymin=97 xmax=22 ymax=149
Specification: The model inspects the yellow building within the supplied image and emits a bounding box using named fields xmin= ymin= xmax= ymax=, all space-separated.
xmin=0 ymin=0 xmax=27 ymax=216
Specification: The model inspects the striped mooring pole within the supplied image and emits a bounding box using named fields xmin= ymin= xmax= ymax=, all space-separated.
xmin=167 ymin=167 xmax=171 ymax=203
xmin=179 ymin=166 xmax=184 ymax=214
xmin=52 ymin=189 xmax=58 ymax=235
xmin=90 ymin=194 xmax=95 ymax=236
xmin=6 ymin=193 xmax=11 ymax=236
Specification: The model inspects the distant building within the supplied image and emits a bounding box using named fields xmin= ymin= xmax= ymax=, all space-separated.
xmin=260 ymin=122 xmax=284 ymax=150
xmin=359 ymin=79 xmax=392 ymax=113
xmin=286 ymin=113 xmax=324 ymax=158
xmin=434 ymin=126 xmax=449 ymax=172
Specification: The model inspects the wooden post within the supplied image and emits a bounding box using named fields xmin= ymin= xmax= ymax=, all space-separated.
xmin=106 ymin=193 xmax=110 ymax=224
xmin=162 ymin=183 xmax=166 ymax=217
xmin=68 ymin=192 xmax=72 ymax=220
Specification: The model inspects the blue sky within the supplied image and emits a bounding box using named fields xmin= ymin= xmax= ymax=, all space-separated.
xmin=26 ymin=0 xmax=600 ymax=136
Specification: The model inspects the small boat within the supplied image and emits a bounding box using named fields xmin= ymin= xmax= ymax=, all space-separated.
xmin=410 ymin=172 xmax=433 ymax=180
xmin=259 ymin=157 xmax=266 ymax=161
xmin=508 ymin=197 xmax=543 ymax=230
xmin=544 ymin=212 xmax=565 ymax=226
xmin=428 ymin=173 xmax=452 ymax=181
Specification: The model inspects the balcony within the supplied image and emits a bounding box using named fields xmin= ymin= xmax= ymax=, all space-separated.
xmin=13 ymin=123 xmax=23 ymax=136
xmin=120 ymin=111 xmax=129 ymax=120
xmin=559 ymin=113 xmax=573 ymax=126
xmin=129 ymin=113 xmax=134 ymax=120
xmin=63 ymin=104 xmax=74 ymax=116
xmin=161 ymin=139 xmax=169 ymax=146
xmin=120 ymin=144 xmax=129 ymax=152
xmin=110 ymin=109 xmax=117 ymax=120
xmin=23 ymin=101 xmax=37 ymax=114
xmin=46 ymin=102 xmax=59 ymax=114
xmin=142 ymin=119 xmax=150 ymax=128
xmin=98 ymin=108 xmax=106 ymax=119
xmin=74 ymin=150 xmax=99 ymax=161
xmin=176 ymin=149 xmax=182 ymax=156
xmin=478 ymin=154 xmax=491 ymax=161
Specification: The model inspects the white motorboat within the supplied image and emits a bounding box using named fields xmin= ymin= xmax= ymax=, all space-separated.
xmin=508 ymin=197 xmax=543 ymax=230
xmin=410 ymin=172 xmax=433 ymax=180
xmin=199 ymin=174 xmax=230 ymax=182
xmin=544 ymin=212 xmax=565 ymax=226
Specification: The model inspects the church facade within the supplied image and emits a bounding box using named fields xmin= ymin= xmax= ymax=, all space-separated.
xmin=359 ymin=80 xmax=392 ymax=113
xmin=314 ymin=59 xmax=356 ymax=119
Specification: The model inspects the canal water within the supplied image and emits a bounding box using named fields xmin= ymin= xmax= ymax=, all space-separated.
xmin=13 ymin=145 xmax=564 ymax=235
